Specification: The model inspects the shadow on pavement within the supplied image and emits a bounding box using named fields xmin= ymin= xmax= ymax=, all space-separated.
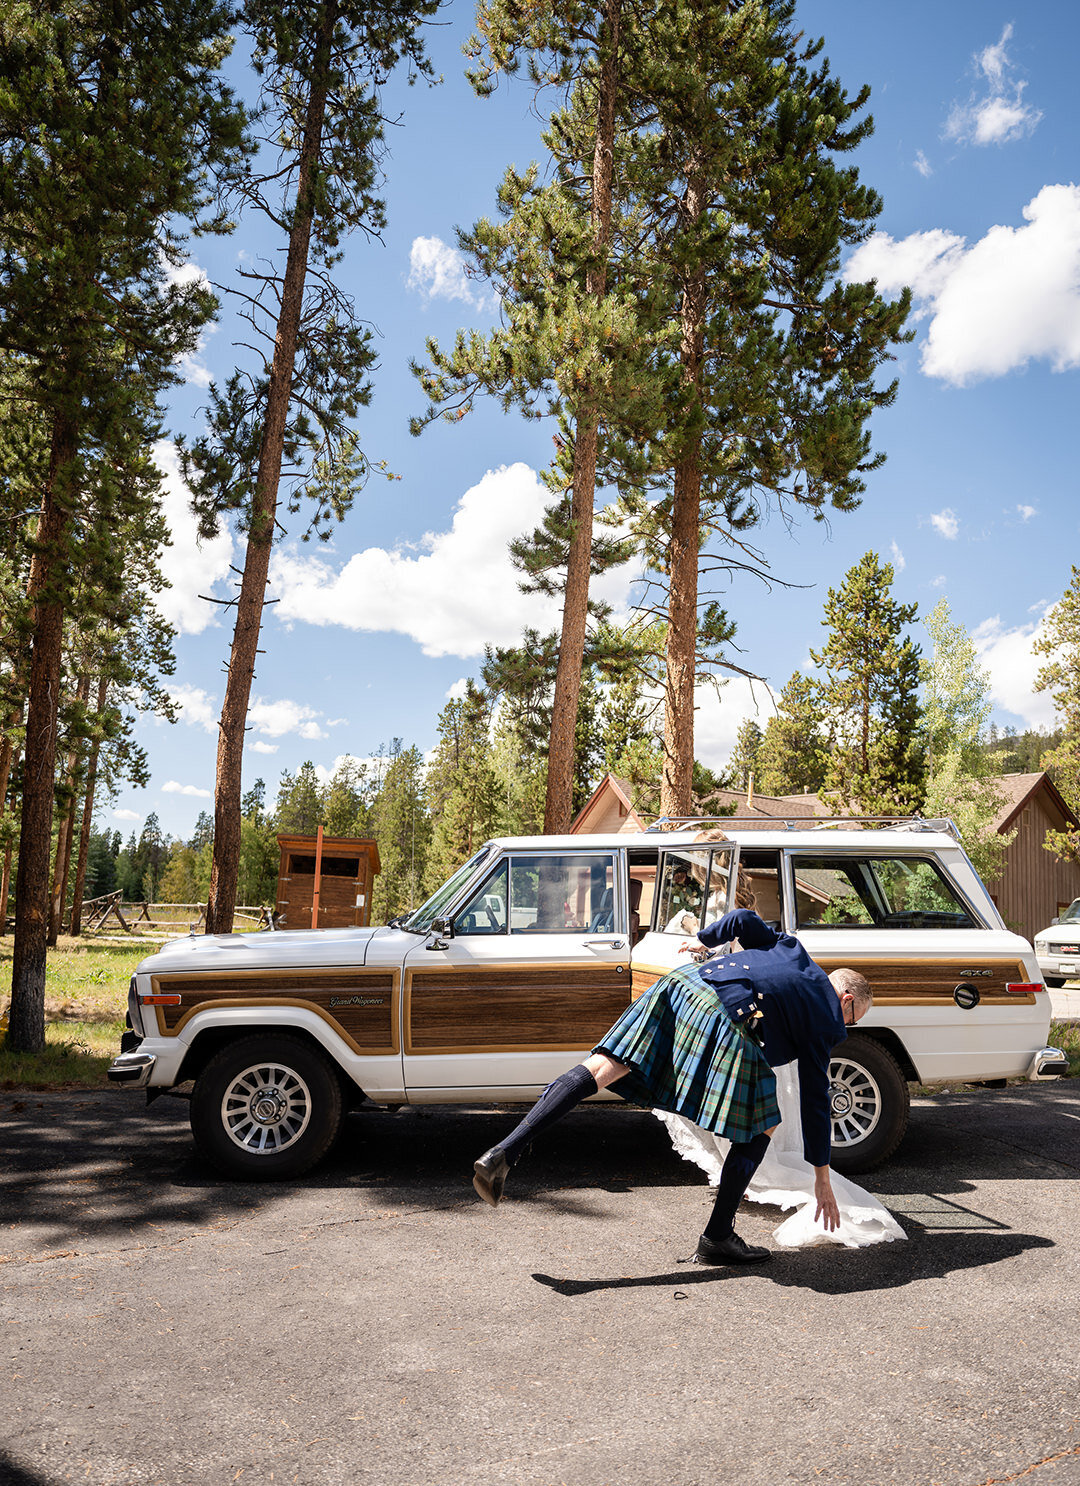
xmin=0 ymin=1448 xmax=61 ymax=1485
xmin=531 ymin=1229 xmax=1056 ymax=1298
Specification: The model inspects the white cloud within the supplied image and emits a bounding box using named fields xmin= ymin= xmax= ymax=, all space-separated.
xmin=945 ymin=24 xmax=1042 ymax=146
xmin=914 ymin=150 xmax=933 ymax=179
xmin=1016 ymin=504 xmax=1037 ymax=521
xmin=930 ymin=508 xmax=960 ymax=540
xmin=251 ymin=740 xmax=280 ymax=755
xmin=249 ymin=696 xmax=327 ymax=741
xmin=313 ymin=753 xmax=382 ymax=787
xmin=692 ymin=676 xmax=779 ymax=775
xmin=973 ymin=613 xmax=1057 ymax=730
xmin=153 ymin=443 xmax=236 ymax=635
xmin=446 ymin=678 xmax=470 ymax=700
xmin=162 ymin=780 xmax=213 ymax=798
xmin=269 ymin=464 xmax=639 ymax=659
xmin=845 ymin=186 xmax=1080 ymax=385
xmin=930 ymin=574 xmax=947 ymax=588
xmin=170 ymin=684 xmax=218 ymax=732
xmin=113 ymin=808 xmax=141 ymax=822
xmin=890 ymin=541 xmax=906 ymax=572
xmin=407 ymin=236 xmax=489 ymax=310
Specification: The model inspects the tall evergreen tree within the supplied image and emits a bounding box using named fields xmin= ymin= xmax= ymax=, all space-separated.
xmin=182 ymin=0 xmax=437 ymax=934
xmin=755 ymin=673 xmax=828 ymax=796
xmin=728 ymin=719 xmax=764 ymax=792
xmin=617 ymin=0 xmax=911 ymax=816
xmin=0 ymin=0 xmax=245 ymax=1050
xmin=371 ymin=743 xmax=429 ymax=921
xmin=919 ymin=597 xmax=1010 ymax=880
xmin=812 ymin=551 xmax=924 ymax=815
xmin=1033 ymin=566 xmax=1080 ymax=862
xmin=425 ymin=685 xmax=500 ymax=889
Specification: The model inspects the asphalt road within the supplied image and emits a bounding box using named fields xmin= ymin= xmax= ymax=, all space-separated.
xmin=1 ymin=1083 xmax=1079 ymax=1486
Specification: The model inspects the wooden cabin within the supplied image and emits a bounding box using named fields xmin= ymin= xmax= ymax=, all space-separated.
xmin=275 ymin=833 xmax=381 ymax=930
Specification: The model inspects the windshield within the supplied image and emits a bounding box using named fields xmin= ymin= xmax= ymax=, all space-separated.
xmin=401 ymin=848 xmax=492 ymax=933
xmin=1060 ymin=900 xmax=1080 ymax=924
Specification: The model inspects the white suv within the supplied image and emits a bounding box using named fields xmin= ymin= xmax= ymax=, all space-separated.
xmin=109 ymin=822 xmax=1067 ymax=1180
xmin=1033 ymin=900 xmax=1080 ymax=988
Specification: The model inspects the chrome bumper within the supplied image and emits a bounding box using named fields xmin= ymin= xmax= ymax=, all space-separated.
xmin=1027 ymin=1046 xmax=1069 ymax=1081
xmin=107 ymin=1051 xmax=157 ymax=1088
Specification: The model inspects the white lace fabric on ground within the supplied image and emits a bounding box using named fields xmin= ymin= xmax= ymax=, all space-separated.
xmin=654 ymin=1062 xmax=907 ymax=1249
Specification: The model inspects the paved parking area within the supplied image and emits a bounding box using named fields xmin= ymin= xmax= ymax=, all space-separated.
xmin=2 ymin=1083 xmax=1079 ymax=1486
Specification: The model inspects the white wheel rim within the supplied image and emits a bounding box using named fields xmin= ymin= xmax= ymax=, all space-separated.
xmin=829 ymin=1055 xmax=883 ymax=1149
xmin=220 ymin=1061 xmax=313 ymax=1155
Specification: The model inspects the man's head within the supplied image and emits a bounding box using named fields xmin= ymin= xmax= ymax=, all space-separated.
xmin=828 ymin=968 xmax=873 ymax=1027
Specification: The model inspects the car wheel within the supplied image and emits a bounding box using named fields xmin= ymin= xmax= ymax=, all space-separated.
xmin=1043 ymin=976 xmax=1065 ymax=989
xmin=828 ymin=1035 xmax=909 ymax=1175
xmin=190 ymin=1034 xmax=343 ymax=1180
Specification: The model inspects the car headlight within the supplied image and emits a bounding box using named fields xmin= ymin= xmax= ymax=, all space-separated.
xmin=1034 ymin=938 xmax=1048 ymax=952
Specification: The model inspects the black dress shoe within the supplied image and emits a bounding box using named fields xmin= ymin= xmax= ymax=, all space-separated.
xmin=692 ymin=1230 xmax=770 ymax=1265
xmin=472 ymin=1147 xmax=510 ymax=1207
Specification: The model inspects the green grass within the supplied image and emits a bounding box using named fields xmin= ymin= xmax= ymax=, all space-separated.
xmin=1048 ymin=1019 xmax=1080 ymax=1077
xmin=0 ymin=937 xmax=147 ymax=1088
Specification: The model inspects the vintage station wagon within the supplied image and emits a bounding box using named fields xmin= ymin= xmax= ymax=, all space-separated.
xmin=108 ymin=823 xmax=1067 ymax=1178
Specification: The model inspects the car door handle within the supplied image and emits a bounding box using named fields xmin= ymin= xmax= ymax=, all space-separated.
xmin=585 ymin=938 xmax=625 ymax=949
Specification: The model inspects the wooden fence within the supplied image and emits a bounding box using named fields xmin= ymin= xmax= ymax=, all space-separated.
xmin=78 ymin=892 xmax=274 ymax=934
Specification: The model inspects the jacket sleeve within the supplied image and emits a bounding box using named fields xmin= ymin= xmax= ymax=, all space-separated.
xmin=699 ymin=908 xmax=778 ymax=951
xmin=797 ymin=1042 xmax=834 ymax=1167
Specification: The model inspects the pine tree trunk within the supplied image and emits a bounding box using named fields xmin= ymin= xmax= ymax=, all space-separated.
xmin=0 ymin=718 xmax=20 ymax=932
xmin=205 ymin=1 xmax=336 ymax=934
xmin=10 ymin=415 xmax=75 ymax=1051
xmin=48 ymin=676 xmax=88 ymax=945
xmin=69 ymin=678 xmax=108 ymax=936
xmin=542 ymin=0 xmax=619 ymax=835
xmin=661 ymin=174 xmax=706 ymax=820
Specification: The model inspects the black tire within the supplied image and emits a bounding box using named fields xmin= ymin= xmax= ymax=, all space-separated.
xmin=190 ymin=1034 xmax=343 ymax=1180
xmin=828 ymin=1035 xmax=909 ymax=1175
xmin=1043 ymin=976 xmax=1065 ymax=989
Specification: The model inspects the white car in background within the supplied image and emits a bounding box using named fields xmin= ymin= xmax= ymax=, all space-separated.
xmin=1033 ymin=900 xmax=1080 ymax=988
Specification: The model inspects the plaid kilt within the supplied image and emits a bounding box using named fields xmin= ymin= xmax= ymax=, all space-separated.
xmin=593 ymin=963 xmax=780 ymax=1141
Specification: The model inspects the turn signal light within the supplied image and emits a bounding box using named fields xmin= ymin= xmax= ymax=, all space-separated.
xmin=138 ymin=993 xmax=182 ymax=1006
xmin=1005 ymin=983 xmax=1042 ymax=995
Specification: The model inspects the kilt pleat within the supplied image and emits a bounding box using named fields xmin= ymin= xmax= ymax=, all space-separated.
xmin=594 ymin=964 xmax=780 ymax=1141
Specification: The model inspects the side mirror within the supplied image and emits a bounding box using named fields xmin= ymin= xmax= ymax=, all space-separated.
xmin=427 ymin=916 xmax=454 ymax=950
xmin=1052 ymin=917 xmax=1059 ymax=925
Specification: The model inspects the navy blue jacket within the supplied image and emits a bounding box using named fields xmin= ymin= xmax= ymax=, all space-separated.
xmin=697 ymin=909 xmax=846 ymax=1166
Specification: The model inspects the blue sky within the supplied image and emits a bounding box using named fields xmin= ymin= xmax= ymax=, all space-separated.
xmin=120 ymin=0 xmax=1080 ymax=839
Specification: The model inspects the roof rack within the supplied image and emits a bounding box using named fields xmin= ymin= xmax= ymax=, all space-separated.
xmin=644 ymin=815 xmax=961 ymax=842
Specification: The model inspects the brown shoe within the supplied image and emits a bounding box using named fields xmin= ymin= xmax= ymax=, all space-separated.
xmin=472 ymin=1147 xmax=510 ymax=1207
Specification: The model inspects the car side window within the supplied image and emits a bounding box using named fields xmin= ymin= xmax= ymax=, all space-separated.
xmin=508 ymin=853 xmax=615 ymax=933
xmin=792 ymin=855 xmax=977 ymax=929
xmin=656 ymin=847 xmax=734 ymax=935
xmin=453 ymin=861 xmax=509 ymax=935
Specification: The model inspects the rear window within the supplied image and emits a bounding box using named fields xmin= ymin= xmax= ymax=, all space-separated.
xmin=791 ymin=855 xmax=978 ymax=930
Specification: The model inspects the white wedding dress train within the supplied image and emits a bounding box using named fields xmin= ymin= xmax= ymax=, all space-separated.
xmin=653 ymin=1062 xmax=907 ymax=1249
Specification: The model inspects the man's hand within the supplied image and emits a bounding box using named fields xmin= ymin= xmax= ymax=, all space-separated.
xmin=813 ymin=1166 xmax=841 ymax=1232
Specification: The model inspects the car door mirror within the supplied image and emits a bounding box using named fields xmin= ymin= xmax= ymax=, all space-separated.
xmin=1052 ymin=917 xmax=1059 ymax=925
xmin=427 ymin=916 xmax=454 ymax=950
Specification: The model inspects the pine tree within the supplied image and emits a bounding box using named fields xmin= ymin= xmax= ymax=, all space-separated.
xmin=728 ymin=719 xmax=764 ymax=792
xmin=425 ymin=686 xmax=500 ymax=889
xmin=183 ymin=0 xmax=437 ymax=933
xmin=1033 ymin=567 xmax=1080 ymax=861
xmin=619 ymin=0 xmax=911 ymax=816
xmin=920 ymin=597 xmax=1011 ymax=880
xmin=0 ymin=0 xmax=245 ymax=1049
xmin=275 ymin=762 xmax=325 ymax=836
xmin=370 ymin=744 xmax=429 ymax=921
xmin=812 ymin=552 xmax=924 ymax=815
xmin=755 ymin=673 xmax=828 ymax=796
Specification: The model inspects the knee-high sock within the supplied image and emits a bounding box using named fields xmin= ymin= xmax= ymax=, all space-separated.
xmin=703 ymin=1132 xmax=772 ymax=1241
xmin=490 ymin=1064 xmax=599 ymax=1166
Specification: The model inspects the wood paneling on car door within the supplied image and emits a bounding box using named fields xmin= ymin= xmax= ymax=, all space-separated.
xmin=405 ymin=963 xmax=632 ymax=1055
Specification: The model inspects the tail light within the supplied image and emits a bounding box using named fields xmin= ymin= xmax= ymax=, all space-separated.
xmin=1005 ymin=983 xmax=1043 ymax=994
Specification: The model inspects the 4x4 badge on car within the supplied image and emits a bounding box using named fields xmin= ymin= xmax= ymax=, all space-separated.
xmin=957 ymin=968 xmax=993 ymax=977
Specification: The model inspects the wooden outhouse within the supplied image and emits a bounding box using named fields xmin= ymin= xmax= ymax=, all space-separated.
xmin=275 ymin=832 xmax=381 ymax=930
